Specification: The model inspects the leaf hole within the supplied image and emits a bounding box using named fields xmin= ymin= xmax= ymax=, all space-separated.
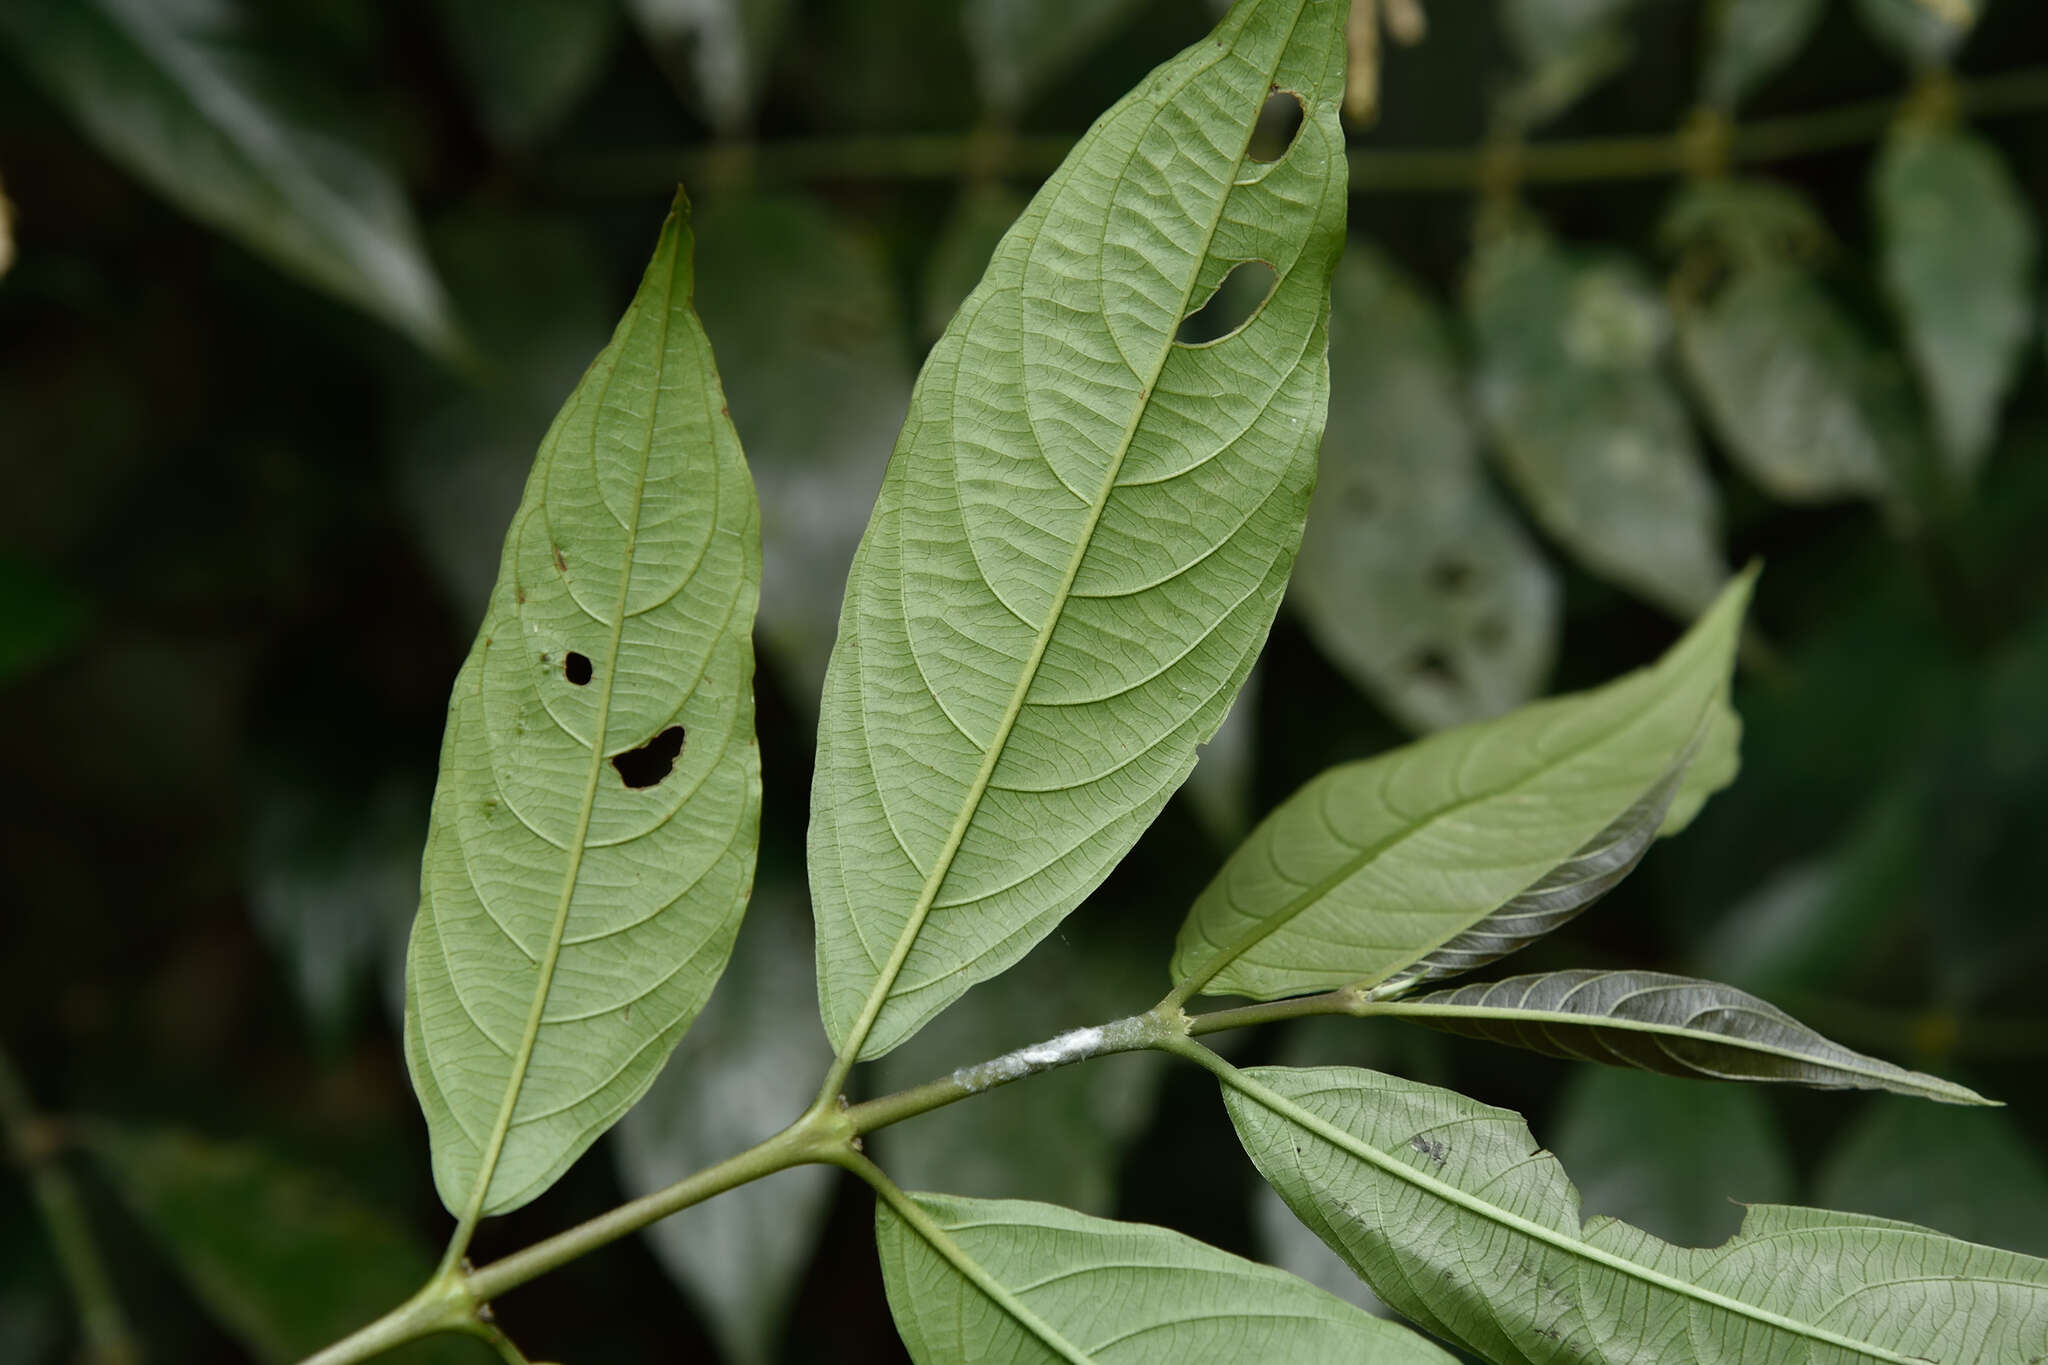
xmin=612 ymin=726 xmax=686 ymax=789
xmin=1410 ymin=647 xmax=1460 ymax=691
xmin=563 ymin=651 xmax=593 ymax=686
xmin=1175 ymin=259 xmax=1278 ymax=345
xmin=1247 ymin=88 xmax=1305 ymax=164
xmin=1431 ymin=558 xmax=1477 ymax=595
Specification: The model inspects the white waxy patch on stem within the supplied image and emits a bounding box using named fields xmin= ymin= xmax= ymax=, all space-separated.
xmin=947 ymin=1015 xmax=1154 ymax=1094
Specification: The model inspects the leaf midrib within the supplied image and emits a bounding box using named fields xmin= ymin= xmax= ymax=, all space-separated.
xmin=830 ymin=5 xmax=1304 ymax=1067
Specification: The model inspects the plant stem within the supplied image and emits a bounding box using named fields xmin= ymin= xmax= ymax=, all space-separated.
xmin=1185 ymin=988 xmax=1364 ymax=1036
xmin=0 ymin=1045 xmax=140 ymax=1365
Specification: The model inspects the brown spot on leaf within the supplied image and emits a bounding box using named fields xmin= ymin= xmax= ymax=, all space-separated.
xmin=552 ymin=546 xmax=567 ymax=573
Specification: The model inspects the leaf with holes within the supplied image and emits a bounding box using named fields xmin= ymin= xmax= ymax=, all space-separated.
xmin=1292 ymin=242 xmax=1557 ymax=735
xmin=1365 ymin=969 xmax=1990 ymax=1104
xmin=809 ymin=0 xmax=1349 ymax=1062
xmin=1171 ymin=573 xmax=1749 ymax=1005
xmin=0 ymin=0 xmax=460 ymax=357
xmin=1471 ymin=228 xmax=1728 ymax=619
xmin=875 ymin=1193 xmax=1455 ymax=1364
xmin=403 ymin=192 xmax=761 ymax=1219
xmin=1223 ymin=1064 xmax=2048 ymax=1365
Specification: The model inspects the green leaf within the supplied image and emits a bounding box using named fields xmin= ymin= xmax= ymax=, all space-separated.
xmin=875 ymin=1192 xmax=1456 ymax=1363
xmin=1223 ymin=1063 xmax=2048 ymax=1364
xmin=691 ymin=195 xmax=913 ymax=711
xmin=613 ymin=883 xmax=833 ymax=1365
xmin=1497 ymin=0 xmax=1637 ymax=128
xmin=1702 ymin=0 xmax=1825 ymax=110
xmin=1470 ymin=229 xmax=1728 ymax=618
xmin=0 ymin=556 xmax=89 ymax=687
xmin=1816 ymin=1097 xmax=2048 ymax=1258
xmin=1659 ymin=698 xmax=1739 ymax=836
xmin=1551 ymin=1068 xmax=1793 ymax=1248
xmin=1373 ymin=969 xmax=1990 ymax=1104
xmin=85 ymin=1125 xmax=488 ymax=1365
xmin=627 ymin=0 xmax=788 ymax=131
xmin=1854 ymin=0 xmax=1974 ymax=69
xmin=0 ymin=0 xmax=460 ymax=357
xmin=437 ymin=0 xmax=620 ymax=146
xmin=1875 ymin=123 xmax=2037 ymax=480
xmin=1291 ymin=243 xmax=1559 ymax=735
xmin=964 ymin=0 xmax=1152 ymax=114
xmin=874 ymin=921 xmax=1166 ymax=1215
xmin=1171 ymin=573 xmax=1751 ymax=1004
xmin=810 ymin=0 xmax=1349 ymax=1060
xmin=403 ymin=192 xmax=763 ymax=1218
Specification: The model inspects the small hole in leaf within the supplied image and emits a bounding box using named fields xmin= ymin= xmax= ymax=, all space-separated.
xmin=1432 ymin=558 xmax=1476 ymax=595
xmin=612 ymin=726 xmax=686 ymax=789
xmin=564 ymin=652 xmax=593 ymax=686
xmin=1176 ymin=259 xmax=1278 ymax=345
xmin=1247 ymin=89 xmax=1305 ymax=163
xmin=1410 ymin=648 xmax=1460 ymax=691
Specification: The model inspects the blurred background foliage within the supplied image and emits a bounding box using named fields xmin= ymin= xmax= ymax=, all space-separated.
xmin=4 ymin=0 xmax=2048 ymax=1360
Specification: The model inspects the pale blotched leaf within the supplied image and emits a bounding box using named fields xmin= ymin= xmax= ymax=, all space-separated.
xmin=1470 ymin=229 xmax=1728 ymax=618
xmin=964 ymin=0 xmax=1152 ymax=114
xmin=810 ymin=0 xmax=1350 ymax=1060
xmin=1855 ymin=0 xmax=1976 ymax=69
xmin=404 ymin=194 xmax=762 ymax=1218
xmin=1876 ymin=123 xmax=2036 ymax=480
xmin=1702 ymin=0 xmax=1825 ymax=110
xmin=1291 ymin=244 xmax=1558 ymax=735
xmin=1551 ymin=1068 xmax=1793 ymax=1248
xmin=0 ymin=0 xmax=459 ymax=357
xmin=627 ymin=0 xmax=788 ymax=131
xmin=1171 ymin=574 xmax=1749 ymax=1005
xmin=692 ymin=195 xmax=912 ymax=712
xmin=1373 ymin=969 xmax=1990 ymax=1104
xmin=875 ymin=1193 xmax=1455 ymax=1364
xmin=1817 ymin=1097 xmax=2048 ymax=1258
xmin=613 ymin=885 xmax=833 ymax=1365
xmin=437 ymin=0 xmax=619 ymax=146
xmin=85 ymin=1125 xmax=487 ymax=1365
xmin=1225 ymin=1064 xmax=2048 ymax=1365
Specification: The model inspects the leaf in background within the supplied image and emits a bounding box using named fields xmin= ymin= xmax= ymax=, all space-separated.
xmin=404 ymin=194 xmax=762 ymax=1217
xmin=1497 ymin=0 xmax=1638 ymax=128
xmin=1171 ymin=574 xmax=1749 ymax=1004
xmin=1225 ymin=1064 xmax=2048 ymax=1364
xmin=875 ymin=1193 xmax=1456 ymax=1364
xmin=1816 ymin=1097 xmax=2048 ymax=1257
xmin=85 ymin=1125 xmax=487 ymax=1365
xmin=437 ymin=0 xmax=620 ymax=147
xmin=691 ymin=195 xmax=912 ymax=712
xmin=963 ymin=0 xmax=1152 ymax=115
xmin=1182 ymin=663 xmax=1261 ymax=845
xmin=1677 ymin=263 xmax=1904 ymax=505
xmin=1470 ymin=229 xmax=1728 ymax=618
xmin=1375 ymin=969 xmax=1988 ymax=1103
xmin=1291 ymin=244 xmax=1558 ymax=735
xmin=1701 ymin=0 xmax=1825 ymax=110
xmin=1876 ymin=123 xmax=2036 ymax=481
xmin=613 ymin=884 xmax=832 ymax=1365
xmin=1550 ymin=1068 xmax=1793 ymax=1247
xmin=0 ymin=0 xmax=460 ymax=357
xmin=0 ymin=556 xmax=89 ymax=687
xmin=626 ymin=0 xmax=788 ymax=131
xmin=921 ymin=184 xmax=1026 ymax=345
xmin=1854 ymin=0 xmax=1975 ymax=69
xmin=810 ymin=0 xmax=1350 ymax=1060
xmin=873 ymin=922 xmax=1165 ymax=1216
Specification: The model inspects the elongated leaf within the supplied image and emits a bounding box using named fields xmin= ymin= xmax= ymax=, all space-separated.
xmin=1876 ymin=123 xmax=2036 ymax=480
xmin=1817 ymin=1097 xmax=2048 ymax=1258
xmin=1171 ymin=573 xmax=1750 ymax=1004
xmin=1471 ymin=229 xmax=1727 ymax=618
xmin=404 ymin=193 xmax=762 ymax=1217
xmin=613 ymin=884 xmax=832 ymax=1365
xmin=1224 ymin=1064 xmax=2048 ymax=1364
xmin=85 ymin=1125 xmax=486 ymax=1365
xmin=810 ymin=0 xmax=1349 ymax=1060
xmin=1291 ymin=244 xmax=1558 ymax=735
xmin=438 ymin=0 xmax=619 ymax=146
xmin=0 ymin=0 xmax=459 ymax=356
xmin=875 ymin=1193 xmax=1455 ymax=1363
xmin=1702 ymin=0 xmax=1824 ymax=110
xmin=965 ymin=0 xmax=1152 ymax=114
xmin=1552 ymin=1069 xmax=1793 ymax=1247
xmin=1375 ymin=969 xmax=1989 ymax=1104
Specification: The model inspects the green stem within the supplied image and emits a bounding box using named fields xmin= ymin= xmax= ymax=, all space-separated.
xmin=0 ymin=1045 xmax=140 ymax=1365
xmin=1185 ymin=988 xmax=1363 ymax=1036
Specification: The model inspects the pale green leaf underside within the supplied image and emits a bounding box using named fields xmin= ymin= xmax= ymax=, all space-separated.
xmin=876 ymin=1193 xmax=1454 ymax=1364
xmin=405 ymin=195 xmax=762 ymax=1217
xmin=1377 ymin=969 xmax=1991 ymax=1105
xmin=810 ymin=0 xmax=1350 ymax=1060
xmin=1172 ymin=572 xmax=1751 ymax=1004
xmin=0 ymin=0 xmax=459 ymax=356
xmin=1227 ymin=1065 xmax=2048 ymax=1364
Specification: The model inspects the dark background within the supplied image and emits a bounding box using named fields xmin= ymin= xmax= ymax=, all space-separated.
xmin=4 ymin=1 xmax=2048 ymax=1361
